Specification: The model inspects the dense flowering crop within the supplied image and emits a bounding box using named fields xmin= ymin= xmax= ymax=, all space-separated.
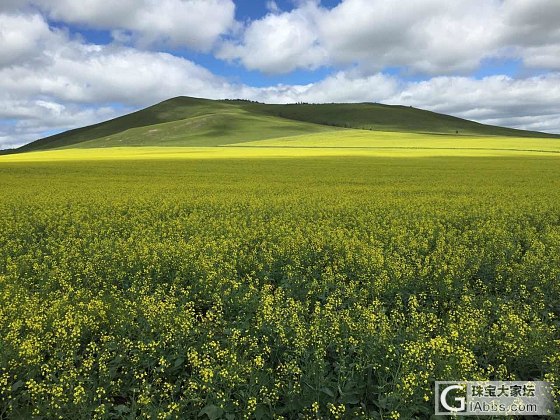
xmin=0 ymin=156 xmax=559 ymax=418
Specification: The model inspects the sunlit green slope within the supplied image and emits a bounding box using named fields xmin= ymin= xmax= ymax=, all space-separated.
xmin=69 ymin=110 xmax=337 ymax=148
xmin=14 ymin=97 xmax=336 ymax=152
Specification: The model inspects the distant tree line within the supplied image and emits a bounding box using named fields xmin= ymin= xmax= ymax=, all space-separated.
xmin=222 ymin=99 xmax=264 ymax=104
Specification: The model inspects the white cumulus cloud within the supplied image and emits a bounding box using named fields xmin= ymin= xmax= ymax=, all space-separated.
xmin=0 ymin=13 xmax=55 ymax=67
xmin=219 ymin=0 xmax=560 ymax=75
xmin=219 ymin=2 xmax=327 ymax=73
xmin=4 ymin=0 xmax=236 ymax=51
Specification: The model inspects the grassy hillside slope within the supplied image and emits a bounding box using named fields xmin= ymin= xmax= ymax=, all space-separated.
xmin=242 ymin=101 xmax=559 ymax=137
xmin=68 ymin=110 xmax=337 ymax=148
xmin=10 ymin=96 xmax=560 ymax=153
xmin=15 ymin=97 xmax=233 ymax=152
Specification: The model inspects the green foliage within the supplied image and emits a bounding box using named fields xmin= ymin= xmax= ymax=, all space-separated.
xmin=0 ymin=156 xmax=559 ymax=418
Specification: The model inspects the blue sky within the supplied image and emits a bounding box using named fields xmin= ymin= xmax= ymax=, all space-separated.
xmin=1 ymin=0 xmax=560 ymax=148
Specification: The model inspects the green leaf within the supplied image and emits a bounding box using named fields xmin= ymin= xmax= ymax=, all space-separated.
xmin=341 ymin=393 xmax=360 ymax=405
xmin=174 ymin=356 xmax=185 ymax=368
xmin=115 ymin=404 xmax=130 ymax=414
xmin=199 ymin=404 xmax=224 ymax=420
xmin=11 ymin=380 xmax=24 ymax=392
xmin=321 ymin=387 xmax=335 ymax=397
xmin=254 ymin=405 xmax=268 ymax=420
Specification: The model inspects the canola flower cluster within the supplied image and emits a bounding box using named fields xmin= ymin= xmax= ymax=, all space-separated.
xmin=0 ymin=156 xmax=559 ymax=418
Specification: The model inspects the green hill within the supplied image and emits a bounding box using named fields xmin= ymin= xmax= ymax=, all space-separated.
xmin=10 ymin=96 xmax=560 ymax=152
xmin=68 ymin=108 xmax=336 ymax=149
xmin=242 ymin=101 xmax=557 ymax=137
xmin=16 ymin=97 xmax=235 ymax=151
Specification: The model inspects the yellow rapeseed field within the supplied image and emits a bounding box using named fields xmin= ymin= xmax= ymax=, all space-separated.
xmin=0 ymin=138 xmax=559 ymax=418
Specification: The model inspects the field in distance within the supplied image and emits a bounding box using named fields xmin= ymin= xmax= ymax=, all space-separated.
xmin=1 ymin=155 xmax=559 ymax=418
xmin=1 ymin=129 xmax=559 ymax=163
